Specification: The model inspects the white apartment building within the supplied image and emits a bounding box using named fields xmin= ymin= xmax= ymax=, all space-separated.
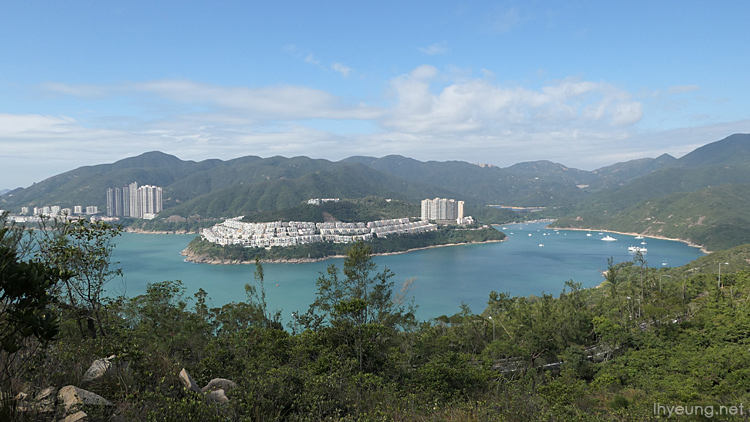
xmin=108 ymin=182 xmax=163 ymax=218
xmin=420 ymin=198 xmax=464 ymax=221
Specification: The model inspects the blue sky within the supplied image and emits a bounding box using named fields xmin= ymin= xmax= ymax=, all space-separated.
xmin=1 ymin=1 xmax=749 ymax=189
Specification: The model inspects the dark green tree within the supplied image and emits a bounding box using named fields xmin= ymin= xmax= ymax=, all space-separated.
xmin=306 ymin=242 xmax=413 ymax=329
xmin=36 ymin=217 xmax=122 ymax=339
xmin=0 ymin=220 xmax=60 ymax=389
xmin=303 ymin=242 xmax=415 ymax=373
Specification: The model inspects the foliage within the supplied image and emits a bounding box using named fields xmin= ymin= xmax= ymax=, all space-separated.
xmin=553 ymin=183 xmax=750 ymax=251
xmin=240 ymin=197 xmax=420 ymax=224
xmin=10 ymin=227 xmax=750 ymax=421
xmin=35 ymin=217 xmax=122 ymax=339
xmin=0 ymin=219 xmax=60 ymax=388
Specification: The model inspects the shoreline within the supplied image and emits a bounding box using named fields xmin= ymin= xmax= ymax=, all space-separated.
xmin=551 ymin=226 xmax=710 ymax=254
xmin=181 ymin=238 xmax=507 ymax=265
xmin=124 ymin=228 xmax=198 ymax=235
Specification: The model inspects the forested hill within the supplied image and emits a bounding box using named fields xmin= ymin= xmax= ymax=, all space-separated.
xmin=550 ymin=134 xmax=750 ymax=251
xmin=1 ymin=147 xmax=677 ymax=214
xmin=2 ymin=134 xmax=748 ymax=232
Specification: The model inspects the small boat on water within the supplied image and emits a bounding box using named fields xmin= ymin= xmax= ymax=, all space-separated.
xmin=641 ymin=241 xmax=647 ymax=245
xmin=635 ymin=235 xmax=644 ymax=239
xmin=628 ymin=246 xmax=647 ymax=253
xmin=539 ymin=243 xmax=544 ymax=247
xmin=601 ymin=235 xmax=617 ymax=242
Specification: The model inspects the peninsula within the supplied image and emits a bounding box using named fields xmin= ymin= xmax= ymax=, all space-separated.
xmin=182 ymin=224 xmax=506 ymax=264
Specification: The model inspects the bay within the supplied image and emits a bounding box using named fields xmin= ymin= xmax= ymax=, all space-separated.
xmin=110 ymin=222 xmax=705 ymax=322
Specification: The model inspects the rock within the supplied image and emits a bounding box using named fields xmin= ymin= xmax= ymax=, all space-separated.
xmin=81 ymin=355 xmax=130 ymax=384
xmin=201 ymin=378 xmax=237 ymax=393
xmin=205 ymin=388 xmax=229 ymax=404
xmin=62 ymin=410 xmax=88 ymax=422
xmin=179 ymin=368 xmax=201 ymax=393
xmin=35 ymin=386 xmax=57 ymax=413
xmin=81 ymin=355 xmax=115 ymax=383
xmin=14 ymin=386 xmax=56 ymax=413
xmin=57 ymin=385 xmax=112 ymax=413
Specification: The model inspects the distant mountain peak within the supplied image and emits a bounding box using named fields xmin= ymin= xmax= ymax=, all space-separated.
xmin=676 ymin=133 xmax=750 ymax=168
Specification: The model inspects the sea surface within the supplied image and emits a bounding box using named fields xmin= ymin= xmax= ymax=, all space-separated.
xmin=110 ymin=222 xmax=705 ymax=322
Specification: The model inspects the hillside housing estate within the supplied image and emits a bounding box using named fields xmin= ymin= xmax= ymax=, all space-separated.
xmin=202 ymin=217 xmax=438 ymax=248
xmin=202 ymin=197 xmax=472 ymax=248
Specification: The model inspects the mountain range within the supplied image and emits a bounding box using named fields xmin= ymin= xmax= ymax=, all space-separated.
xmin=2 ymin=133 xmax=749 ymax=250
xmin=0 ymin=145 xmax=684 ymax=214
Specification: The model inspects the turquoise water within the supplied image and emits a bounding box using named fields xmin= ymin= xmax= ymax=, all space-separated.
xmin=110 ymin=222 xmax=705 ymax=322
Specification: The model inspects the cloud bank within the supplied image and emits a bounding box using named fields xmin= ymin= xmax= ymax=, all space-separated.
xmin=0 ymin=66 xmax=741 ymax=188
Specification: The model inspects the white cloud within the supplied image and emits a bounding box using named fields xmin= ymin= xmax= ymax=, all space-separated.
xmin=419 ymin=42 xmax=450 ymax=56
xmin=46 ymin=80 xmax=383 ymax=121
xmin=668 ymin=85 xmax=700 ymax=94
xmin=0 ymin=113 xmax=78 ymax=134
xmin=283 ymin=45 xmax=353 ymax=77
xmin=8 ymin=68 xmax=745 ymax=189
xmin=304 ymin=54 xmax=321 ymax=66
xmin=383 ymin=69 xmax=643 ymax=134
xmin=490 ymin=7 xmax=521 ymax=33
xmin=331 ymin=62 xmax=354 ymax=78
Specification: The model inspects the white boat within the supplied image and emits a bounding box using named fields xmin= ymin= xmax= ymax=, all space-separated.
xmin=635 ymin=235 xmax=644 ymax=239
xmin=601 ymin=235 xmax=617 ymax=241
xmin=628 ymin=246 xmax=647 ymax=253
xmin=641 ymin=241 xmax=647 ymax=245
xmin=539 ymin=243 xmax=544 ymax=247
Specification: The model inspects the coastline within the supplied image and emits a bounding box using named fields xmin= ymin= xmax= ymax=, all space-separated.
xmin=124 ymin=228 xmax=198 ymax=235
xmin=180 ymin=238 xmax=507 ymax=265
xmin=552 ymin=226 xmax=710 ymax=254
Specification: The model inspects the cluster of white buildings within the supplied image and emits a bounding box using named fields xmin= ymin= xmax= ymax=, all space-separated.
xmin=307 ymin=198 xmax=340 ymax=205
xmin=3 ymin=205 xmax=99 ymax=224
xmin=202 ymin=217 xmax=437 ymax=248
xmin=106 ymin=182 xmax=163 ymax=219
xmin=17 ymin=205 xmax=98 ymax=217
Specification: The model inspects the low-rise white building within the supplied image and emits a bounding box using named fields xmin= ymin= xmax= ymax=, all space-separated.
xmin=202 ymin=216 xmax=437 ymax=248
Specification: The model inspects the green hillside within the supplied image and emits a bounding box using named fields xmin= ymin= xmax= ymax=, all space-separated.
xmin=162 ymin=163 xmax=454 ymax=218
xmin=239 ymin=197 xmax=420 ymax=223
xmin=345 ymin=155 xmax=591 ymax=206
xmin=3 ymin=134 xmax=748 ymax=240
xmin=553 ymin=184 xmax=750 ymax=251
xmin=585 ymin=153 xmax=677 ymax=191
xmin=549 ymin=134 xmax=750 ymax=250
xmin=0 ymin=151 xmax=222 ymax=209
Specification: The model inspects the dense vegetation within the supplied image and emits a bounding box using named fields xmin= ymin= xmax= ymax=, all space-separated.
xmin=551 ymin=183 xmax=750 ymax=251
xmin=239 ymin=197 xmax=420 ymax=224
xmin=185 ymin=226 xmax=507 ymax=263
xmin=5 ymin=213 xmax=750 ymax=421
xmin=0 ymin=141 xmax=681 ymax=216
